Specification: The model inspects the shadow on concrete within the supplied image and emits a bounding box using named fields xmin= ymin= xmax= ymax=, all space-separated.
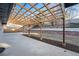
xmin=23 ymin=34 xmax=79 ymax=53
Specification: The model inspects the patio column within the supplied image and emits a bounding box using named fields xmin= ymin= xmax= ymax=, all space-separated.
xmin=39 ymin=23 xmax=43 ymax=40
xmin=60 ymin=3 xmax=66 ymax=46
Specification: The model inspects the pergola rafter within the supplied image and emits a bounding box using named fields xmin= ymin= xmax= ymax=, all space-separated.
xmin=8 ymin=3 xmax=64 ymax=26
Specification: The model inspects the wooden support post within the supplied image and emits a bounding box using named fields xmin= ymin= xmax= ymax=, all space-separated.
xmin=28 ymin=29 xmax=31 ymax=35
xmin=22 ymin=26 xmax=24 ymax=33
xmin=62 ymin=17 xmax=66 ymax=46
xmin=39 ymin=24 xmax=43 ymax=40
xmin=60 ymin=3 xmax=66 ymax=46
xmin=28 ymin=25 xmax=31 ymax=36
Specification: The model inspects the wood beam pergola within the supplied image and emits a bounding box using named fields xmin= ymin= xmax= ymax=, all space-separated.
xmin=60 ymin=3 xmax=66 ymax=46
xmin=7 ymin=3 xmax=66 ymax=42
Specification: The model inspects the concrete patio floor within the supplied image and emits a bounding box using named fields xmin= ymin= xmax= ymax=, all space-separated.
xmin=0 ymin=30 xmax=79 ymax=56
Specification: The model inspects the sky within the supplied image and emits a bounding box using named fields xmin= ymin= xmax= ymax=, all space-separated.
xmin=66 ymin=4 xmax=79 ymax=19
xmin=15 ymin=3 xmax=58 ymax=16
